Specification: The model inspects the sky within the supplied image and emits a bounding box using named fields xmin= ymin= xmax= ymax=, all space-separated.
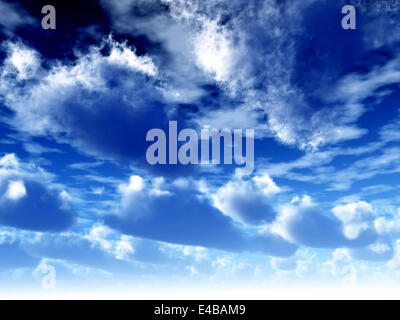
xmin=1 ymin=0 xmax=400 ymax=298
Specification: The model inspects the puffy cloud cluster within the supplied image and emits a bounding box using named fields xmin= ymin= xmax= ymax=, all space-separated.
xmin=375 ymin=209 xmax=400 ymax=237
xmin=212 ymin=174 xmax=280 ymax=225
xmin=105 ymin=172 xmax=398 ymax=263
xmin=106 ymin=175 xmax=297 ymax=257
xmin=272 ymin=196 xmax=377 ymax=249
xmin=0 ymin=154 xmax=75 ymax=232
xmin=1 ymin=0 xmax=400 ymax=286
xmin=333 ymin=202 xmax=376 ymax=240
xmin=0 ymin=37 xmax=182 ymax=172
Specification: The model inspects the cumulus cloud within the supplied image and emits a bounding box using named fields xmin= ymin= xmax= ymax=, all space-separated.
xmin=212 ymin=174 xmax=280 ymax=226
xmin=192 ymin=19 xmax=235 ymax=82
xmin=0 ymin=37 xmax=182 ymax=171
xmin=115 ymin=235 xmax=135 ymax=260
xmin=5 ymin=180 xmax=27 ymax=201
xmin=323 ymin=249 xmax=358 ymax=286
xmin=333 ymin=202 xmax=376 ymax=240
xmin=106 ymin=175 xmax=296 ymax=257
xmin=118 ymin=176 xmax=144 ymax=195
xmin=272 ymin=196 xmax=377 ymax=248
xmin=0 ymin=154 xmax=75 ymax=232
xmin=374 ymin=208 xmax=400 ymax=238
xmin=84 ymin=222 xmax=113 ymax=250
xmin=1 ymin=42 xmax=41 ymax=80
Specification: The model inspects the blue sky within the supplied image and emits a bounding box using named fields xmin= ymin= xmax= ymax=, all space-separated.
xmin=1 ymin=0 xmax=400 ymax=296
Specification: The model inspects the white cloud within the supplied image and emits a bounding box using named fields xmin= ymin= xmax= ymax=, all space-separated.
xmin=101 ymin=0 xmax=210 ymax=103
xmin=271 ymin=249 xmax=316 ymax=278
xmin=115 ymin=235 xmax=135 ymax=260
xmin=333 ymin=202 xmax=375 ymax=224
xmin=323 ymin=249 xmax=358 ymax=287
xmin=193 ymin=19 xmax=235 ymax=82
xmin=59 ymin=190 xmax=73 ymax=203
xmin=0 ymin=37 xmax=159 ymax=139
xmin=146 ymin=177 xmax=171 ymax=197
xmin=0 ymin=230 xmax=17 ymax=245
xmin=331 ymin=57 xmax=400 ymax=106
xmin=0 ymin=154 xmax=55 ymax=190
xmin=0 ymin=153 xmax=19 ymax=169
xmin=270 ymin=195 xmax=313 ymax=243
xmin=2 ymin=42 xmax=40 ymax=81
xmin=106 ymin=36 xmax=158 ymax=76
xmin=333 ymin=202 xmax=376 ymax=239
xmin=212 ymin=174 xmax=278 ymax=225
xmin=118 ymin=176 xmax=144 ymax=195
xmin=182 ymin=246 xmax=208 ymax=262
xmin=253 ymin=174 xmax=281 ymax=195
xmin=369 ymin=242 xmax=392 ymax=255
xmin=375 ymin=208 xmax=400 ymax=237
xmin=271 ymin=255 xmax=297 ymax=272
xmin=84 ymin=223 xmax=136 ymax=261
xmin=5 ymin=180 xmax=27 ymax=201
xmin=270 ymin=196 xmax=378 ymax=249
xmin=84 ymin=223 xmax=113 ymax=250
